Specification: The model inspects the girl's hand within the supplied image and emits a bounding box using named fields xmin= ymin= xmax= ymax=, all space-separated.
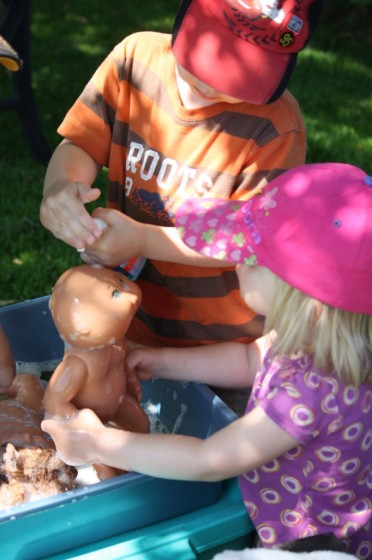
xmin=41 ymin=409 xmax=104 ymax=466
xmin=79 ymin=208 xmax=145 ymax=267
xmin=125 ymin=346 xmax=164 ymax=382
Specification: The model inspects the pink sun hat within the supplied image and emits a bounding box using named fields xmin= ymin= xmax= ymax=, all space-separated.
xmin=175 ymin=163 xmax=372 ymax=314
xmin=172 ymin=0 xmax=325 ymax=104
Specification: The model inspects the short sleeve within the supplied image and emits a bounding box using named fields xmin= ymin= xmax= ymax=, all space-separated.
xmin=255 ymin=354 xmax=342 ymax=445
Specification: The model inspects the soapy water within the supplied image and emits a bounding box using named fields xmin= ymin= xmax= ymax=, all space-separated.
xmin=75 ymin=401 xmax=188 ymax=487
xmin=16 ymin=359 xmax=61 ymax=378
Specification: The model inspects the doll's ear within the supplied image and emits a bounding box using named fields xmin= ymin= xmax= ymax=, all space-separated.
xmin=0 ymin=35 xmax=22 ymax=71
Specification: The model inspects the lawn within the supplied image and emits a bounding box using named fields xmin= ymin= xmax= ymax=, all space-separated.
xmin=0 ymin=1 xmax=371 ymax=304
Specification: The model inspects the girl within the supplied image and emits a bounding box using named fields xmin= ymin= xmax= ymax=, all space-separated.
xmin=42 ymin=163 xmax=372 ymax=559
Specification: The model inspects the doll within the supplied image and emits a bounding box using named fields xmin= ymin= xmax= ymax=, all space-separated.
xmin=0 ymin=325 xmax=16 ymax=394
xmin=43 ymin=264 xmax=150 ymax=479
xmin=0 ymin=373 xmax=78 ymax=508
xmin=1 ymin=373 xmax=51 ymax=449
xmin=1 ymin=308 xmax=77 ymax=506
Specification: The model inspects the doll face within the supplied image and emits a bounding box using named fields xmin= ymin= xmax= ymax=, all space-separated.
xmin=49 ymin=265 xmax=142 ymax=349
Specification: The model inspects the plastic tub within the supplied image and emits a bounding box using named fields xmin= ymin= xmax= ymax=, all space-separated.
xmin=0 ymin=297 xmax=254 ymax=559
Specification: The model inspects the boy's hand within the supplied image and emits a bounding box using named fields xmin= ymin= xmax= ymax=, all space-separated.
xmin=40 ymin=181 xmax=102 ymax=250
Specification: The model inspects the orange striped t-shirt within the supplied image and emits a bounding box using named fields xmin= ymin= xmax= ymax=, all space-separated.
xmin=58 ymin=31 xmax=306 ymax=347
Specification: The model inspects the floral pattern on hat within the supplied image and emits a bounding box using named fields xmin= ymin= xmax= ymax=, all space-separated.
xmin=176 ymin=197 xmax=263 ymax=265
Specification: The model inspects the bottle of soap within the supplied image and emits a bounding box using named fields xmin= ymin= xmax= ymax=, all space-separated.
xmin=119 ymin=256 xmax=147 ymax=281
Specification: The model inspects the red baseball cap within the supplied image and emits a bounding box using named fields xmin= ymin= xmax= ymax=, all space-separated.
xmin=175 ymin=163 xmax=372 ymax=314
xmin=172 ymin=0 xmax=324 ymax=104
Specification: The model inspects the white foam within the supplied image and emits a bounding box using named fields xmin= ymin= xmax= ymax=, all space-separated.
xmin=16 ymin=359 xmax=61 ymax=377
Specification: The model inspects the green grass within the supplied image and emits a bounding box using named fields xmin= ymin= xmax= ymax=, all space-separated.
xmin=0 ymin=1 xmax=370 ymax=304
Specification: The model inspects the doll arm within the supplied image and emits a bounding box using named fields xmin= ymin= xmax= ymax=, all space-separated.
xmin=41 ymin=404 xmax=298 ymax=480
xmin=43 ymin=355 xmax=88 ymax=417
xmin=78 ymin=206 xmax=230 ymax=269
xmin=4 ymin=373 xmax=44 ymax=412
xmin=0 ymin=325 xmax=16 ymax=393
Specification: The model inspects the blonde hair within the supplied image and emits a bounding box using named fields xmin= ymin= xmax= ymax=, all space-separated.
xmin=264 ymin=275 xmax=372 ymax=386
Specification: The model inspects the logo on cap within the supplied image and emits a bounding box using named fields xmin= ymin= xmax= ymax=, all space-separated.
xmin=279 ymin=32 xmax=295 ymax=47
xmin=279 ymin=14 xmax=304 ymax=47
xmin=288 ymin=15 xmax=304 ymax=33
xmin=222 ymin=0 xmax=305 ymax=51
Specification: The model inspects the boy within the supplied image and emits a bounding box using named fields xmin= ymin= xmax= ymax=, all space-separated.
xmin=40 ymin=0 xmax=324 ymax=350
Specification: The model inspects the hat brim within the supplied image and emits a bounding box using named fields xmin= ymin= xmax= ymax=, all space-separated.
xmin=175 ymin=197 xmax=265 ymax=265
xmin=172 ymin=0 xmax=297 ymax=105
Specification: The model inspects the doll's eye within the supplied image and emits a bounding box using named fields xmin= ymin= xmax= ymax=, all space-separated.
xmin=112 ymin=289 xmax=121 ymax=299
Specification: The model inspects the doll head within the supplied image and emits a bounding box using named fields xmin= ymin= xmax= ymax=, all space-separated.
xmin=49 ymin=265 xmax=142 ymax=349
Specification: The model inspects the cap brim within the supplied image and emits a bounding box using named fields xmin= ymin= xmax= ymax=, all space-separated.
xmin=172 ymin=0 xmax=296 ymax=104
xmin=176 ymin=197 xmax=264 ymax=265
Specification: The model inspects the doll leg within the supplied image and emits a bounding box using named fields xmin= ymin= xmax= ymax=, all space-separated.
xmin=110 ymin=394 xmax=150 ymax=434
xmin=92 ymin=396 xmax=150 ymax=481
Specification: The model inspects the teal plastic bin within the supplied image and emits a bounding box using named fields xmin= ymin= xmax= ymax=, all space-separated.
xmin=45 ymin=477 xmax=255 ymax=560
xmin=0 ymin=297 xmax=255 ymax=560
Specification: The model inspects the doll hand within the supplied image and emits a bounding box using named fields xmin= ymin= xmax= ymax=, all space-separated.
xmin=124 ymin=341 xmax=146 ymax=401
xmin=0 ymin=363 xmax=15 ymax=393
xmin=41 ymin=409 xmax=104 ymax=466
xmin=4 ymin=373 xmax=44 ymax=412
xmin=125 ymin=369 xmax=143 ymax=403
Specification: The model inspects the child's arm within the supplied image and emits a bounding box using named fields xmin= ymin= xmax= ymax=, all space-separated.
xmin=40 ymin=139 xmax=103 ymax=251
xmin=0 ymin=326 xmax=16 ymax=392
xmin=78 ymin=206 xmax=229 ymax=269
xmin=126 ymin=336 xmax=270 ymax=388
xmin=41 ymin=403 xmax=298 ymax=481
